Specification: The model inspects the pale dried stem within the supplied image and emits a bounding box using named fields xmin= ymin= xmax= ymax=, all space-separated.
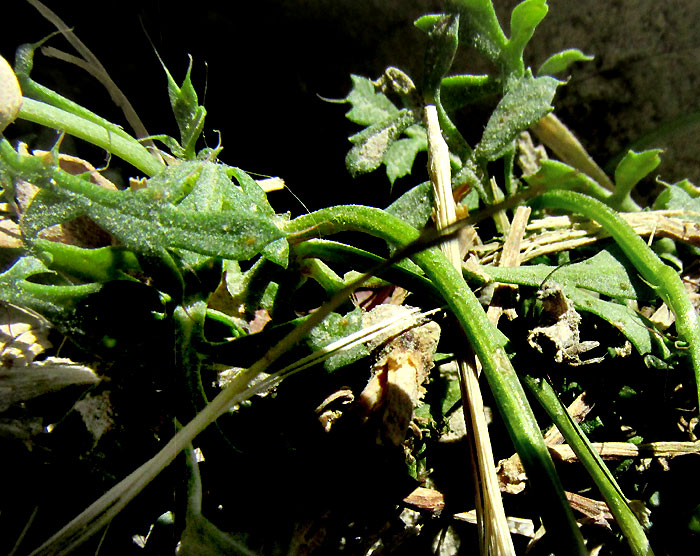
xmin=425 ymin=104 xmax=515 ymax=556
xmin=551 ymin=440 xmax=700 ymax=462
xmin=486 ymin=206 xmax=530 ymax=324
xmin=530 ymin=113 xmax=615 ymax=192
xmin=478 ymin=210 xmax=700 ymax=265
xmin=26 ymin=0 xmax=162 ymax=161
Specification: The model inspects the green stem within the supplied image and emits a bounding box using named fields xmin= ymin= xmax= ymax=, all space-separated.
xmin=523 ymin=376 xmax=655 ymax=556
xmin=530 ymin=189 xmax=700 ymax=412
xmin=293 ymin=238 xmax=439 ymax=300
xmin=17 ymin=97 xmax=163 ymax=176
xmin=286 ymin=205 xmax=587 ymax=554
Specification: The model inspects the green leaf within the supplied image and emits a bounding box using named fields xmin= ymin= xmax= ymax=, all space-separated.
xmin=524 ymin=159 xmax=613 ymax=203
xmin=613 ymin=149 xmax=662 ymax=200
xmin=229 ymin=167 xmax=290 ymax=267
xmin=147 ymin=133 xmax=186 ymax=159
xmin=451 ymin=0 xmax=508 ymax=65
xmin=475 ymin=71 xmax=560 ymax=161
xmin=345 ymin=109 xmax=418 ymax=177
xmin=342 ymin=75 xmax=426 ymax=183
xmin=414 ymin=13 xmax=447 ymax=33
xmin=484 ymin=249 xmax=667 ymax=356
xmin=160 ymin=55 xmax=206 ymax=159
xmin=537 ymin=48 xmax=594 ymax=76
xmin=0 ymin=256 xmax=100 ymax=317
xmin=385 ymin=181 xmax=433 ymax=230
xmin=652 ymin=183 xmax=700 ymax=222
xmin=344 ymin=74 xmax=398 ymax=126
xmin=224 ymin=258 xmax=280 ymax=319
xmin=384 ymin=125 xmax=428 ymax=185
xmin=423 ymin=13 xmax=460 ymax=101
xmin=440 ymin=74 xmax=500 ymax=111
xmin=505 ymin=0 xmax=548 ymax=72
xmin=32 ymin=239 xmax=142 ymax=283
xmin=306 ymin=308 xmax=367 ymax=372
xmin=20 ymin=159 xmax=284 ymax=264
xmin=608 ymin=148 xmax=662 ymax=213
xmin=567 ymin=288 xmax=666 ymax=357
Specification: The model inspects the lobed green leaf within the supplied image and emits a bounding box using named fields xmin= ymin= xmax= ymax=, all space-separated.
xmin=484 ymin=249 xmax=664 ymax=356
xmin=384 ymin=126 xmax=428 ymax=185
xmin=0 ymin=256 xmax=100 ymax=317
xmin=14 ymin=155 xmax=284 ymax=264
xmin=345 ymin=109 xmax=418 ymax=177
xmin=343 ymin=74 xmax=398 ymax=126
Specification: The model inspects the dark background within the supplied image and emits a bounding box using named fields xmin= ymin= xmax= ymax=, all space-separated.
xmin=1 ymin=1 xmax=447 ymax=215
xmin=3 ymin=1 xmax=699 ymax=214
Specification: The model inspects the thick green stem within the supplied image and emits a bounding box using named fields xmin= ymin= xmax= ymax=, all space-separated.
xmin=17 ymin=97 xmax=163 ymax=176
xmin=530 ymin=190 xmax=700 ymax=412
xmin=286 ymin=205 xmax=587 ymax=553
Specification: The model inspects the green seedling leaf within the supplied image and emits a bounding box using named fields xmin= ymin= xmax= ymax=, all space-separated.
xmin=345 ymin=108 xmax=418 ymax=177
xmin=342 ymin=75 xmax=425 ymax=184
xmin=504 ymin=0 xmax=548 ymax=73
xmin=537 ymin=48 xmax=594 ymax=76
xmin=475 ymin=71 xmax=560 ymax=161
xmin=32 ymin=239 xmax=142 ymax=283
xmin=610 ymin=149 xmax=662 ymax=208
xmin=159 ymin=55 xmax=206 ymax=159
xmin=567 ymin=288 xmax=665 ymax=357
xmin=0 ymin=256 xmax=100 ymax=318
xmin=344 ymin=74 xmax=399 ymax=126
xmin=148 ymin=133 xmax=187 ymax=159
xmin=484 ymin=249 xmax=666 ymax=356
xmin=306 ymin=308 xmax=366 ymax=372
